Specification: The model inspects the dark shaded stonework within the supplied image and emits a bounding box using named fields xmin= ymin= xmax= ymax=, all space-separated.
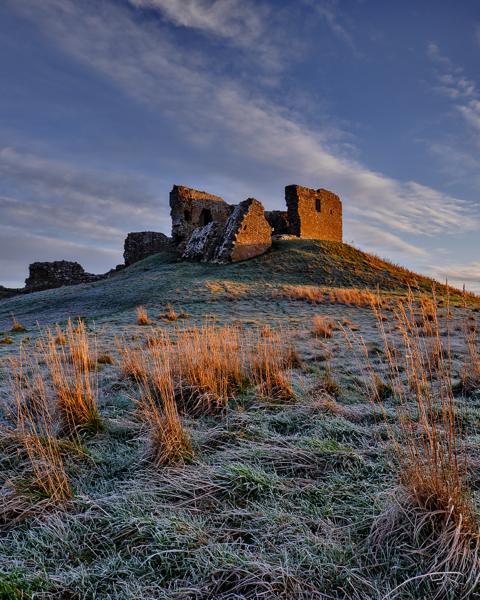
xmin=170 ymin=185 xmax=234 ymax=251
xmin=285 ymin=185 xmax=342 ymax=242
xmin=182 ymin=222 xmax=223 ymax=262
xmin=0 ymin=285 xmax=23 ymax=298
xmin=265 ymin=210 xmax=289 ymax=236
xmin=213 ymin=198 xmax=272 ymax=264
xmin=24 ymin=261 xmax=102 ymax=292
xmin=124 ymin=232 xmax=173 ymax=267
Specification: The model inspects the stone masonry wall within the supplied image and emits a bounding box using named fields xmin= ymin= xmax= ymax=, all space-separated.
xmin=124 ymin=231 xmax=173 ymax=266
xmin=170 ymin=185 xmax=234 ymax=250
xmin=213 ymin=198 xmax=272 ymax=264
xmin=24 ymin=261 xmax=102 ymax=292
xmin=285 ymin=185 xmax=342 ymax=242
xmin=265 ymin=210 xmax=289 ymax=236
xmin=182 ymin=222 xmax=223 ymax=262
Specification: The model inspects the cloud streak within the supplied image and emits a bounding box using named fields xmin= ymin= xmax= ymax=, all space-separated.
xmin=428 ymin=42 xmax=480 ymax=142
xmin=0 ymin=146 xmax=169 ymax=246
xmin=1 ymin=0 xmax=478 ymax=288
xmin=344 ymin=219 xmax=430 ymax=259
xmin=428 ymin=261 xmax=480 ymax=294
xmin=308 ymin=0 xmax=357 ymax=52
xmin=8 ymin=0 xmax=476 ymax=237
xmin=127 ymin=0 xmax=267 ymax=43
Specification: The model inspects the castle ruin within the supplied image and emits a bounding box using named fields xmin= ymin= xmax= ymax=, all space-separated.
xmin=18 ymin=183 xmax=343 ymax=293
xmin=285 ymin=185 xmax=342 ymax=242
xmin=25 ymin=261 xmax=103 ymax=293
xmin=169 ymin=183 xmax=343 ymax=265
xmin=123 ymin=231 xmax=173 ymax=266
xmin=170 ymin=185 xmax=234 ymax=251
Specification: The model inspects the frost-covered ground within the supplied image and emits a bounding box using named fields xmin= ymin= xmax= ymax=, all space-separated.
xmin=0 ymin=240 xmax=478 ymax=599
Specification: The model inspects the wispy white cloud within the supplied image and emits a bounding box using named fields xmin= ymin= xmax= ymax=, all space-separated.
xmin=4 ymin=0 xmax=479 ymax=278
xmin=344 ymin=219 xmax=430 ymax=259
xmin=126 ymin=0 xmax=285 ymax=73
xmin=428 ymin=261 xmax=480 ymax=294
xmin=127 ymin=0 xmax=266 ymax=42
xmin=424 ymin=140 xmax=480 ymax=186
xmin=427 ymin=42 xmax=462 ymax=73
xmin=427 ymin=43 xmax=480 ymax=140
xmin=305 ymin=0 xmax=357 ymax=52
xmin=423 ymin=42 xmax=480 ymax=188
xmin=0 ymin=146 xmax=169 ymax=245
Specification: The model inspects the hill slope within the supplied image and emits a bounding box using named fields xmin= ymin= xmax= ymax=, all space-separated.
xmin=0 ymin=240 xmax=471 ymax=329
xmin=0 ymin=240 xmax=478 ymax=599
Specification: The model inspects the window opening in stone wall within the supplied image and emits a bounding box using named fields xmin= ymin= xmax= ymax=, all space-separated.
xmin=199 ymin=208 xmax=212 ymax=227
xmin=184 ymin=210 xmax=191 ymax=222
xmin=316 ymin=199 xmax=321 ymax=212
xmin=330 ymin=209 xmax=333 ymax=215
xmin=242 ymin=223 xmax=248 ymax=231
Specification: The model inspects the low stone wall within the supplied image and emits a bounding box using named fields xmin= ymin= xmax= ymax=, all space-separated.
xmin=24 ymin=261 xmax=103 ymax=292
xmin=0 ymin=285 xmax=23 ymax=298
xmin=124 ymin=231 xmax=173 ymax=266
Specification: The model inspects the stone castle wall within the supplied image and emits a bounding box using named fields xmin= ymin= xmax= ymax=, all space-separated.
xmin=182 ymin=221 xmax=223 ymax=263
xmin=24 ymin=261 xmax=103 ymax=292
xmin=170 ymin=185 xmax=234 ymax=250
xmin=124 ymin=232 xmax=173 ymax=266
xmin=285 ymin=185 xmax=342 ymax=242
xmin=212 ymin=198 xmax=272 ymax=264
xmin=265 ymin=210 xmax=289 ymax=236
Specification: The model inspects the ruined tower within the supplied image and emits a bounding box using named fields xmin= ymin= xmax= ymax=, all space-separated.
xmin=169 ymin=185 xmax=234 ymax=250
xmin=285 ymin=185 xmax=342 ymax=242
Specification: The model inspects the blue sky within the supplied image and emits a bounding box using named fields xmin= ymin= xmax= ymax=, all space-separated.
xmin=1 ymin=0 xmax=480 ymax=290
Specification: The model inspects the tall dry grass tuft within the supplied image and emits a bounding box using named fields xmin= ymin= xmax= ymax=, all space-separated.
xmin=249 ymin=326 xmax=293 ymax=399
xmin=347 ymin=290 xmax=480 ymax=592
xmin=0 ymin=353 xmax=73 ymax=528
xmin=135 ymin=324 xmax=246 ymax=413
xmin=136 ymin=306 xmax=149 ymax=325
xmin=174 ymin=323 xmax=247 ymax=404
xmin=40 ymin=319 xmax=102 ymax=437
xmin=120 ymin=322 xmax=292 ymax=417
xmin=133 ymin=342 xmax=194 ymax=467
xmin=310 ymin=316 xmax=334 ymax=339
xmin=278 ymin=285 xmax=377 ymax=307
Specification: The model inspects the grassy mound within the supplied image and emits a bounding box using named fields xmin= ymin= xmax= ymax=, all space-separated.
xmin=0 ymin=240 xmax=473 ymax=330
xmin=0 ymin=241 xmax=479 ymax=598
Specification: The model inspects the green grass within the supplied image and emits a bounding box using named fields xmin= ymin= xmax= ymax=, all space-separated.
xmin=0 ymin=240 xmax=475 ymax=332
xmin=0 ymin=240 xmax=478 ymax=598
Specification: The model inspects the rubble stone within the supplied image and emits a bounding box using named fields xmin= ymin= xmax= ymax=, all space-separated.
xmin=285 ymin=185 xmax=342 ymax=241
xmin=24 ymin=261 xmax=102 ymax=292
xmin=213 ymin=198 xmax=272 ymax=264
xmin=124 ymin=231 xmax=173 ymax=267
xmin=182 ymin=222 xmax=223 ymax=262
